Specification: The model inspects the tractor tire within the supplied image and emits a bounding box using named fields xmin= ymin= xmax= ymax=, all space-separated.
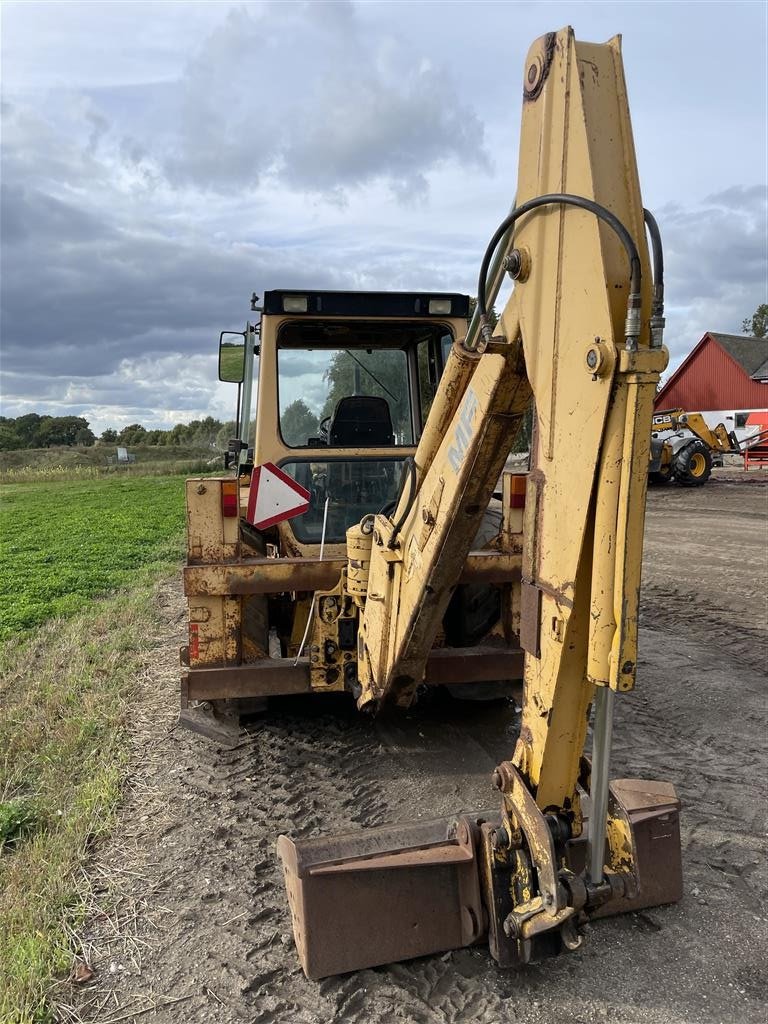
xmin=649 ymin=466 xmax=673 ymax=485
xmin=674 ymin=440 xmax=712 ymax=486
xmin=443 ymin=504 xmax=518 ymax=702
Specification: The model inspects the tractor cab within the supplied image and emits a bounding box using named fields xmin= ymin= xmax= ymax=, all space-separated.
xmin=219 ymin=290 xmax=470 ymax=555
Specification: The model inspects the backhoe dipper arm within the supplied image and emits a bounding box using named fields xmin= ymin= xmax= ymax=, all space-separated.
xmin=357 ymin=23 xmax=670 ymax=939
xmin=278 ymin=28 xmax=682 ymax=979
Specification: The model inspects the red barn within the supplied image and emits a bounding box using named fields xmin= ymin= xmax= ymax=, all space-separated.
xmin=654 ymin=332 xmax=768 ymax=440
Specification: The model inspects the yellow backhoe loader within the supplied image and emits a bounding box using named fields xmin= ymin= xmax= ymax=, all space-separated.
xmin=181 ymin=27 xmax=683 ymax=978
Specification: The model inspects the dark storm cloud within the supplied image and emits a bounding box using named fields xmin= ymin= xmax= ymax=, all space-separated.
xmin=1 ymin=2 xmax=765 ymax=428
xmin=165 ymin=1 xmax=489 ymax=199
xmin=0 ymin=214 xmax=346 ymax=383
xmin=0 ymin=3 xmax=492 ymax=429
xmin=0 ymin=95 xmax=347 ymax=389
xmin=0 ymin=183 xmax=112 ymax=245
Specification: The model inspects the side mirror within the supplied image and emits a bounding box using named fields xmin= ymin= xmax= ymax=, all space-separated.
xmin=219 ymin=331 xmax=246 ymax=383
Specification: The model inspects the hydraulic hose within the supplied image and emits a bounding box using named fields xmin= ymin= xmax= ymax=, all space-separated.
xmin=476 ymin=193 xmax=643 ymax=350
xmin=643 ymin=207 xmax=666 ymax=349
xmin=388 ymin=456 xmax=417 ymax=547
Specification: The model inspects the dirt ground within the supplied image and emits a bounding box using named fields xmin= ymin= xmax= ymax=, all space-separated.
xmin=66 ymin=469 xmax=767 ymax=1024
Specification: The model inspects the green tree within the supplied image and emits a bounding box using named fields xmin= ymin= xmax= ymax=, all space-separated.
xmin=75 ymin=425 xmax=96 ymax=446
xmin=118 ymin=423 xmax=147 ymax=445
xmin=168 ymin=423 xmax=186 ymax=446
xmin=322 ymin=351 xmax=411 ymax=439
xmin=0 ymin=424 xmax=23 ymax=451
xmin=100 ymin=428 xmax=118 ymax=443
xmin=215 ymin=421 xmax=237 ymax=450
xmin=742 ymin=303 xmax=768 ymax=338
xmin=13 ymin=413 xmax=44 ymax=447
xmin=37 ymin=416 xmax=93 ymax=447
xmin=190 ymin=416 xmax=222 ymax=447
xmin=281 ymin=399 xmax=319 ymax=446
xmin=467 ymin=296 xmax=499 ymax=332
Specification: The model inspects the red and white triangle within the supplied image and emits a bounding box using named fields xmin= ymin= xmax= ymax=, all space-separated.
xmin=246 ymin=462 xmax=310 ymax=530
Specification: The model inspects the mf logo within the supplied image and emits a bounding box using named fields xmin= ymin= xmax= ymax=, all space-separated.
xmin=447 ymin=386 xmax=479 ymax=473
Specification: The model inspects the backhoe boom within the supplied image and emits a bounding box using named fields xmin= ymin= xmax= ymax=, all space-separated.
xmin=278 ymin=27 xmax=683 ymax=978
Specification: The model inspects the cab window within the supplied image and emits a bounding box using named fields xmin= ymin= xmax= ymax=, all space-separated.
xmin=277 ymin=321 xmax=451 ymax=448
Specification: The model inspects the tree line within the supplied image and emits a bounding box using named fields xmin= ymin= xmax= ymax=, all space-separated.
xmin=0 ymin=413 xmax=236 ymax=453
xmin=4 ymin=305 xmax=761 ymax=454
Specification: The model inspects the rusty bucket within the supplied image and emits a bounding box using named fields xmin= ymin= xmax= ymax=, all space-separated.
xmin=277 ymin=814 xmax=490 ymax=979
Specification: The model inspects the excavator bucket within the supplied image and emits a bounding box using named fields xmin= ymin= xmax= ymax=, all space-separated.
xmin=277 ymin=814 xmax=490 ymax=979
xmin=277 ymin=780 xmax=682 ymax=979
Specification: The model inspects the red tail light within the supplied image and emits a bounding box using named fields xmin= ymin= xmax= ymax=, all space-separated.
xmin=221 ymin=480 xmax=239 ymax=517
xmin=509 ymin=474 xmax=527 ymax=509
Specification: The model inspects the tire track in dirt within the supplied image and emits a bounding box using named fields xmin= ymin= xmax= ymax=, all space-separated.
xmin=73 ymin=620 xmax=767 ymax=1024
xmin=70 ymin=478 xmax=768 ymax=1024
xmin=150 ymin=705 xmax=400 ymax=1022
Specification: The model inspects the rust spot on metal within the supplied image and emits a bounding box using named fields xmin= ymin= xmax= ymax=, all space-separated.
xmin=277 ymin=815 xmax=485 ymax=979
xmin=185 ymin=552 xmax=522 ymax=597
xmin=523 ymin=32 xmax=556 ymax=102
xmin=423 ymin=645 xmax=523 ymax=685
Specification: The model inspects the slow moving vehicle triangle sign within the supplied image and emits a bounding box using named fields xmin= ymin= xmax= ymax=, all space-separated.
xmin=246 ymin=462 xmax=311 ymax=529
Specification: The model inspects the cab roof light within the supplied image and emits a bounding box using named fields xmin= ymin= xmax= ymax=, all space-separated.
xmin=428 ymin=298 xmax=452 ymax=315
xmin=283 ymin=295 xmax=309 ymax=313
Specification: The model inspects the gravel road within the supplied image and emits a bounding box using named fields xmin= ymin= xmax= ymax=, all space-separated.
xmin=69 ymin=470 xmax=767 ymax=1024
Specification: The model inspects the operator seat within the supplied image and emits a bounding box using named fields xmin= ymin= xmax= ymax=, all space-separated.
xmin=328 ymin=396 xmax=395 ymax=446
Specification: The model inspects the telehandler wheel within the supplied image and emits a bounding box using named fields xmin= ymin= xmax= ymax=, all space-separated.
xmin=648 ymin=468 xmax=672 ymax=486
xmin=674 ymin=440 xmax=712 ymax=486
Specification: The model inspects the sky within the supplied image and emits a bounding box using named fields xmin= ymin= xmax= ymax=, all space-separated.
xmin=1 ymin=0 xmax=766 ymax=434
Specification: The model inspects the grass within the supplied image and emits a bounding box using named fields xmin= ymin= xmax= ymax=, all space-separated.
xmin=0 ymin=472 xmax=190 ymax=1022
xmin=0 ymin=444 xmax=221 ymax=483
xmin=0 ymin=476 xmax=187 ymax=642
xmin=0 ymin=582 xmax=177 ymax=1023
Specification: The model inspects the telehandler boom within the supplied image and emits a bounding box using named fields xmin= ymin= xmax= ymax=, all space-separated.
xmin=275 ymin=27 xmax=683 ymax=977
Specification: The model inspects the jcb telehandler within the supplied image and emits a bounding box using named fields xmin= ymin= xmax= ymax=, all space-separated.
xmin=181 ymin=27 xmax=683 ymax=978
xmin=649 ymin=408 xmax=741 ymax=485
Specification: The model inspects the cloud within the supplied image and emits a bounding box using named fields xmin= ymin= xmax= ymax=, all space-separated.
xmin=0 ymin=3 xmax=492 ymax=432
xmin=164 ymin=2 xmax=489 ymax=200
xmin=658 ymin=185 xmax=768 ymax=371
xmin=1 ymin=2 xmax=765 ymax=435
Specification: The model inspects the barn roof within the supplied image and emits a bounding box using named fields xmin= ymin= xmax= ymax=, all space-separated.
xmin=654 ymin=331 xmax=768 ymax=411
xmin=708 ymin=333 xmax=767 ymax=376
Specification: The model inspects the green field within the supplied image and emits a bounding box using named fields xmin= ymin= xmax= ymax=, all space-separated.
xmin=0 ymin=474 xmax=189 ymax=1022
xmin=0 ymin=476 xmax=187 ymax=642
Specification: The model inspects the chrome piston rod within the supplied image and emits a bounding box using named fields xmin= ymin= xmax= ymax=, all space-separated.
xmin=588 ymin=685 xmax=615 ymax=883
